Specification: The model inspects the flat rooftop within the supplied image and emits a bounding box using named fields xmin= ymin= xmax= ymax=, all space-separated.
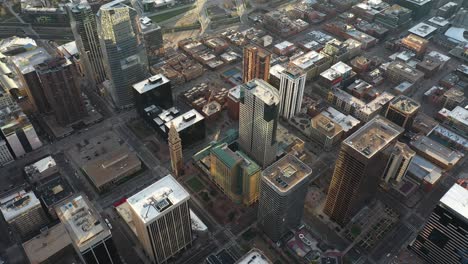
xmin=133 ymin=74 xmax=170 ymax=94
xmin=241 ymin=79 xmax=280 ymax=106
xmin=228 ymin=86 xmax=241 ymax=101
xmin=291 ymin=51 xmax=326 ymax=70
xmin=0 ymin=190 xmax=41 ymax=222
xmin=389 ymin=95 xmax=420 ymax=114
xmin=164 ymin=109 xmax=204 ymax=132
xmin=322 ymin=107 xmax=360 ymax=133
xmin=10 ymin=47 xmax=51 ymax=74
xmin=22 ymin=223 xmax=72 ymax=264
xmin=440 ymin=183 xmax=468 ymax=221
xmin=235 ymin=248 xmax=272 ymax=264
xmin=56 ymin=195 xmax=111 ymax=252
xmin=36 ymin=176 xmax=74 ymax=208
xmin=408 ymin=155 xmax=443 ymax=184
xmin=408 ymin=22 xmax=437 ymax=38
xmin=24 ymin=155 xmax=56 ymax=174
xmin=410 ymin=135 xmax=463 ymax=167
xmin=311 ymin=114 xmax=343 ymax=138
xmin=344 ymin=116 xmax=404 ymax=158
xmin=447 ymin=106 xmax=468 ymax=128
xmin=127 ymin=174 xmax=190 ymax=224
xmin=262 ymin=154 xmax=312 ymax=193
xmin=82 ymin=146 xmax=141 ymax=189
xmin=269 ymin=64 xmax=285 ymax=79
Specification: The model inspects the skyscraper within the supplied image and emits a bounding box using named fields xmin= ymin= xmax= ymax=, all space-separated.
xmin=168 ymin=122 xmax=183 ymax=177
xmin=35 ymin=57 xmax=87 ymax=126
xmin=128 ymin=175 xmax=192 ymax=264
xmin=278 ymin=66 xmax=307 ymax=119
xmin=210 ymin=143 xmax=261 ymax=205
xmin=238 ymin=79 xmax=279 ymax=168
xmin=243 ymin=45 xmax=271 ymax=83
xmin=68 ymin=0 xmax=107 ymax=87
xmin=139 ymin=16 xmax=163 ymax=66
xmin=132 ymin=74 xmax=173 ymax=117
xmin=257 ymin=154 xmax=312 ymax=242
xmin=382 ymin=141 xmax=415 ymax=185
xmin=56 ymin=195 xmax=120 ymax=264
xmin=324 ymin=117 xmax=404 ymax=225
xmin=410 ymin=183 xmax=468 ymax=263
xmin=385 ymin=95 xmax=420 ymax=129
xmin=97 ymin=0 xmax=147 ymax=108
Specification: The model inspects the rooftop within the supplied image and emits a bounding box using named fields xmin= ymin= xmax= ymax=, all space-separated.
xmin=22 ymin=223 xmax=73 ymax=264
xmin=269 ymin=64 xmax=285 ymax=79
xmin=408 ymin=155 xmax=443 ymax=184
xmin=392 ymin=141 xmax=415 ymax=160
xmin=274 ymin=41 xmax=294 ymax=50
xmin=56 ymin=195 xmax=111 ymax=251
xmin=440 ymin=183 xmax=468 ymax=221
xmin=127 ymin=174 xmax=190 ymax=224
xmin=235 ymin=248 xmax=272 ymax=264
xmin=291 ymin=51 xmax=326 ymax=70
xmin=408 ymin=22 xmax=437 ymax=38
xmin=322 ymin=107 xmax=360 ymax=133
xmin=389 ymin=95 xmax=420 ymax=114
xmin=10 ymin=47 xmax=51 ymax=74
xmin=241 ymin=79 xmax=280 ymax=106
xmin=344 ymin=116 xmax=404 ymax=158
xmin=0 ymin=190 xmax=41 ymax=222
xmin=427 ymin=16 xmax=449 ymax=27
xmin=228 ymin=86 xmax=241 ymax=101
xmin=36 ymin=176 xmax=74 ymax=208
xmin=262 ymin=154 xmax=312 ymax=193
xmin=447 ymin=106 xmax=468 ymax=128
xmin=311 ymin=114 xmax=343 ymax=138
xmin=82 ymin=146 xmax=141 ymax=189
xmin=164 ymin=109 xmax=204 ymax=132
xmin=139 ymin=16 xmax=160 ymax=32
xmin=24 ymin=155 xmax=56 ymax=175
xmin=410 ymin=135 xmax=463 ymax=167
xmin=133 ymin=74 xmax=170 ymax=94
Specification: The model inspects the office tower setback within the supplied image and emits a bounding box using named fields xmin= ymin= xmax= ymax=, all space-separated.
xmin=132 ymin=74 xmax=173 ymax=117
xmin=98 ymin=0 xmax=148 ymax=108
xmin=210 ymin=143 xmax=261 ymax=205
xmin=410 ymin=183 xmax=468 ymax=263
xmin=57 ymin=195 xmax=120 ymax=264
xmin=243 ymin=45 xmax=271 ymax=83
xmin=324 ymin=117 xmax=404 ymax=225
xmin=128 ymin=175 xmax=192 ymax=264
xmin=382 ymin=141 xmax=415 ymax=184
xmin=169 ymin=122 xmax=183 ymax=177
xmin=385 ymin=95 xmax=420 ymax=129
xmin=0 ymin=190 xmax=49 ymax=239
xmin=238 ymin=79 xmax=280 ymax=168
xmin=258 ymin=155 xmax=312 ymax=242
xmin=35 ymin=57 xmax=87 ymax=126
xmin=279 ymin=66 xmax=307 ymax=119
xmin=69 ymin=0 xmax=107 ymax=86
xmin=139 ymin=17 xmax=164 ymax=66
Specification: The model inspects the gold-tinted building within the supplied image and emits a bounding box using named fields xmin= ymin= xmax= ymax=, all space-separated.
xmin=324 ymin=117 xmax=403 ymax=225
xmin=210 ymin=143 xmax=261 ymax=205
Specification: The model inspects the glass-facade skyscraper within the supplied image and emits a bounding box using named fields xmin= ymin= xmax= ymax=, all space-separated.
xmin=97 ymin=0 xmax=147 ymax=108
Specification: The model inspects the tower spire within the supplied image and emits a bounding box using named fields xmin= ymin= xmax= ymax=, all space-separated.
xmin=168 ymin=122 xmax=183 ymax=176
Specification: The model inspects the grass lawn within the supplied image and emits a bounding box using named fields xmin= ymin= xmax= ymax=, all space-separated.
xmin=186 ymin=176 xmax=204 ymax=193
xmin=150 ymin=5 xmax=196 ymax=23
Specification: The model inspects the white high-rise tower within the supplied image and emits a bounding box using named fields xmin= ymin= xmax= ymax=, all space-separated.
xmin=279 ymin=66 xmax=306 ymax=119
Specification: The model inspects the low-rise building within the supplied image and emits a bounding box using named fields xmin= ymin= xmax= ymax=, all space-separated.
xmin=401 ymin=34 xmax=429 ymax=56
xmin=375 ymin=4 xmax=412 ymax=29
xmin=235 ymin=248 xmax=272 ymax=264
xmin=82 ymin=146 xmax=142 ymax=193
xmin=410 ymin=135 xmax=463 ymax=170
xmin=24 ymin=155 xmax=58 ymax=184
xmin=35 ymin=176 xmax=74 ymax=219
xmin=309 ymin=113 xmax=343 ymax=150
xmin=445 ymin=106 xmax=468 ymax=135
xmin=290 ymin=51 xmax=331 ymax=80
xmin=441 ymin=87 xmax=465 ymax=110
xmin=385 ymin=95 xmax=420 ymax=129
xmin=385 ymin=61 xmax=424 ymax=84
xmin=407 ymin=155 xmax=443 ymax=191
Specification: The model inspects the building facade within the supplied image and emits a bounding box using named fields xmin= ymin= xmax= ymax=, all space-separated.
xmin=324 ymin=117 xmax=404 ymax=225
xmin=243 ymin=45 xmax=271 ymax=83
xmin=0 ymin=139 xmax=14 ymax=166
xmin=257 ymin=155 xmax=312 ymax=242
xmin=238 ymin=79 xmax=279 ymax=168
xmin=382 ymin=141 xmax=415 ymax=184
xmin=210 ymin=143 xmax=261 ymax=205
xmin=128 ymin=175 xmax=192 ymax=264
xmin=279 ymin=66 xmax=307 ymax=119
xmin=97 ymin=0 xmax=148 ymax=108
xmin=68 ymin=0 xmax=107 ymax=87
xmin=385 ymin=95 xmax=420 ymax=129
xmin=139 ymin=17 xmax=163 ymax=66
xmin=410 ymin=183 xmax=468 ymax=263
xmin=57 ymin=195 xmax=119 ymax=264
xmin=35 ymin=57 xmax=87 ymax=126
xmin=168 ymin=122 xmax=183 ymax=177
